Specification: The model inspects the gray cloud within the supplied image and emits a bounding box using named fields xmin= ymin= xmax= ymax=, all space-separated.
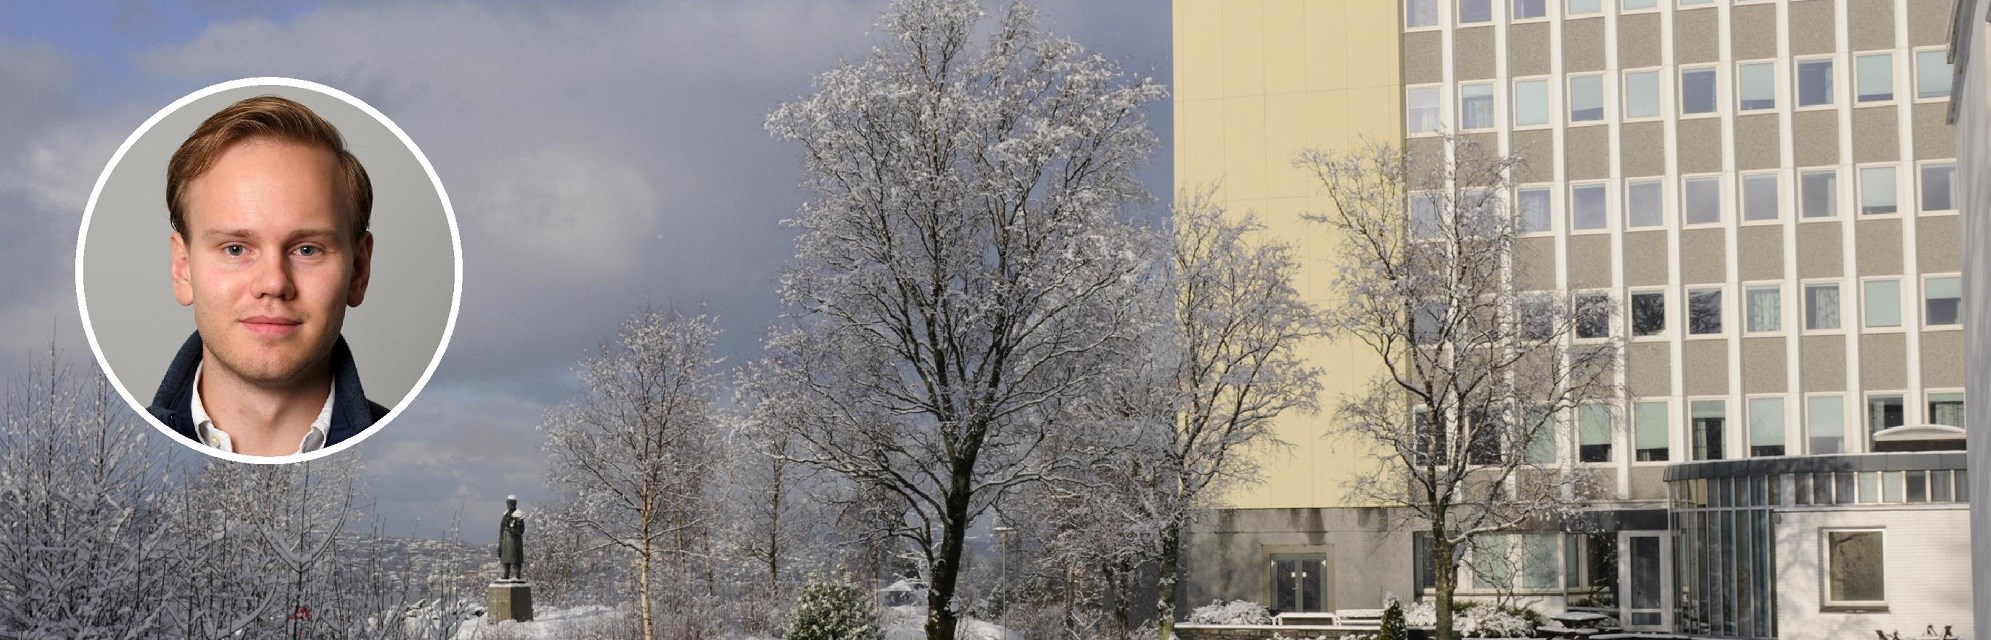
xmin=3 ymin=0 xmax=1169 ymax=542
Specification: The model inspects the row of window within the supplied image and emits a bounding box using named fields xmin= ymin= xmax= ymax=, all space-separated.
xmin=1412 ymin=0 xmax=1886 ymax=28
xmin=1672 ymin=470 xmax=1969 ymax=509
xmin=1408 ymin=52 xmax=1956 ymax=133
xmin=1614 ymin=391 xmax=1963 ymax=464
xmin=1562 ymin=276 xmax=1963 ymax=342
xmin=1472 ymin=164 xmax=1960 ymax=235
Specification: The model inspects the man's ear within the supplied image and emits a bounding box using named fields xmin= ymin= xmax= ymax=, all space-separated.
xmin=347 ymin=231 xmax=373 ymax=307
xmin=170 ymin=232 xmax=194 ymax=306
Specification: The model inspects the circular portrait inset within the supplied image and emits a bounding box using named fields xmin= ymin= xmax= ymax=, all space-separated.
xmin=77 ymin=78 xmax=460 ymax=463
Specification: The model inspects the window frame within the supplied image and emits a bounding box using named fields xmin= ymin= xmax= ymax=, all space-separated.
xmin=1918 ymin=160 xmax=1958 ymax=214
xmin=1685 ymin=285 xmax=1726 ymax=338
xmin=1512 ymin=76 xmax=1553 ymax=129
xmin=1746 ymin=395 xmax=1788 ymax=458
xmin=1681 ymin=174 xmax=1725 ymax=227
xmin=1459 ymin=81 xmax=1498 ymax=132
xmin=1739 ymin=171 xmax=1781 ymax=224
xmin=1511 ymin=0 xmax=1550 ymax=21
xmin=1456 ymin=0 xmax=1495 ymax=26
xmin=1628 ymin=287 xmax=1669 ymax=339
xmin=1405 ymin=0 xmax=1443 ymax=29
xmin=1632 ymin=398 xmax=1672 ymax=464
xmin=1925 ymin=389 xmax=1965 ymax=429
xmin=1569 ymin=181 xmax=1611 ymax=234
xmin=1688 ymin=397 xmax=1728 ymax=461
xmin=1798 ymin=167 xmax=1840 ymax=219
xmin=1576 ymin=403 xmax=1614 ymax=464
xmin=1622 ymin=68 xmax=1664 ymax=121
xmin=1913 ymin=47 xmax=1955 ymax=102
xmin=1854 ymin=51 xmax=1895 ymax=105
xmin=1857 ymin=163 xmax=1900 ymax=217
xmin=1821 ymin=528 xmax=1887 ymax=610
xmin=1566 ymin=0 xmax=1604 ymax=17
xmin=1805 ymin=393 xmax=1848 ymax=455
xmin=1802 ymin=280 xmax=1847 ymax=334
xmin=1407 ymin=85 xmax=1444 ymax=136
xmin=1516 ymin=184 xmax=1555 ymax=235
xmin=1735 ymin=59 xmax=1778 ymax=112
xmin=1922 ymin=273 xmax=1962 ymax=329
xmin=1679 ymin=65 xmax=1720 ymax=117
xmin=1574 ymin=289 xmax=1615 ymax=342
xmin=1743 ymin=282 xmax=1783 ymax=335
xmin=1865 ymin=391 xmax=1907 ymax=442
xmin=1794 ymin=56 xmax=1836 ymax=109
xmin=1860 ymin=276 xmax=1904 ymax=332
xmin=1568 ymin=73 xmax=1607 ymax=124
xmin=1624 ymin=178 xmax=1665 ymax=229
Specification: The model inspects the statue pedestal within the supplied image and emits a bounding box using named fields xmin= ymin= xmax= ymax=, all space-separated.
xmin=487 ymin=581 xmax=534 ymax=624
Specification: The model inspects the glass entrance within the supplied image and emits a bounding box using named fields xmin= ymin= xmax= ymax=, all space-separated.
xmin=1619 ymin=531 xmax=1672 ymax=630
xmin=1271 ymin=554 xmax=1328 ymax=612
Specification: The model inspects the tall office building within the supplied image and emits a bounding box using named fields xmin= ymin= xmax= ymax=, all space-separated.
xmin=1174 ymin=1 xmax=1973 ymax=637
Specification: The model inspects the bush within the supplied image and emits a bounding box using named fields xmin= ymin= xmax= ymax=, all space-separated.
xmin=786 ymin=570 xmax=882 ymax=640
xmin=1185 ymin=600 xmax=1273 ymax=625
xmin=1401 ymin=599 xmax=1541 ymax=638
xmin=1379 ymin=594 xmax=1407 ymax=640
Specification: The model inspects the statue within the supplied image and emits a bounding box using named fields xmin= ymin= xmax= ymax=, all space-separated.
xmin=498 ymin=495 xmax=526 ymax=581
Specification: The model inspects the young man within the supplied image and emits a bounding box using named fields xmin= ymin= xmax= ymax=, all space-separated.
xmin=148 ymin=95 xmax=388 ymax=457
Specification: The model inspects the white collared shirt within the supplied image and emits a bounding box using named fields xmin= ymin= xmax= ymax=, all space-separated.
xmin=190 ymin=362 xmax=334 ymax=455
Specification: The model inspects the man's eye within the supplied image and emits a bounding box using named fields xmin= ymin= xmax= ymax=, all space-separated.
xmin=223 ymin=245 xmax=246 ymax=257
xmin=296 ymin=245 xmax=321 ymax=257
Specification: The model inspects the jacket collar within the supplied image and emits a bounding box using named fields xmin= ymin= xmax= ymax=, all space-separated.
xmin=149 ymin=332 xmax=379 ymax=449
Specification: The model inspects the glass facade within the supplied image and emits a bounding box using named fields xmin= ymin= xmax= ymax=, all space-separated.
xmin=1670 ymin=476 xmax=1777 ymax=638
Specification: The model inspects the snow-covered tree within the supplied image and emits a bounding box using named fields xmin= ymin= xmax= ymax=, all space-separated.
xmin=1297 ymin=133 xmax=1621 ymax=640
xmin=541 ymin=308 xmax=725 ymax=640
xmin=756 ymin=0 xmax=1164 ymax=637
xmin=786 ymin=570 xmax=882 ymax=640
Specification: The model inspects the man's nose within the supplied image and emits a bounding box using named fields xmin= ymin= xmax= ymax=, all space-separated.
xmin=252 ymin=251 xmax=296 ymax=300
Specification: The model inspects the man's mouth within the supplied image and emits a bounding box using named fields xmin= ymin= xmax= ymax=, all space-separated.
xmin=241 ymin=315 xmax=304 ymax=337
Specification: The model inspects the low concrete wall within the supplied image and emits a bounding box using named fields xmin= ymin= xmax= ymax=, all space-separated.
xmin=1180 ymin=507 xmax=1416 ymax=615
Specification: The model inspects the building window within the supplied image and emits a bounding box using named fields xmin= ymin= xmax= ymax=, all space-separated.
xmin=1867 ymin=393 xmax=1905 ymax=438
xmin=1513 ymin=0 xmax=1547 ymax=19
xmin=1271 ymin=554 xmax=1328 ymax=612
xmin=1407 ymin=0 xmax=1440 ymax=27
xmin=1578 ymin=404 xmax=1612 ymax=463
xmin=1928 ymin=392 xmax=1964 ymax=427
xmin=1863 ymin=279 xmax=1901 ymax=328
xmin=1741 ymin=173 xmax=1778 ymax=222
xmin=1797 ymin=58 xmax=1835 ymax=106
xmin=1681 ymin=67 xmax=1718 ymax=115
xmin=1805 ymin=282 xmax=1842 ymax=330
xmin=1408 ymin=87 xmax=1441 ymax=134
xmin=1521 ymin=534 xmax=1560 ymax=589
xmin=1571 ymin=183 xmax=1608 ymax=231
xmin=1623 ymin=0 xmax=1657 ymax=9
xmin=1626 ymin=179 xmax=1663 ymax=228
xmin=1856 ymin=53 xmax=1893 ymax=103
xmin=1570 ymin=74 xmax=1605 ymax=123
xmin=1460 ymin=82 xmax=1496 ymax=131
xmin=1684 ymin=176 xmax=1721 ymax=224
xmin=1916 ymin=49 xmax=1954 ymax=99
xmin=1520 ymin=404 xmax=1556 ymax=465
xmin=1825 ymin=530 xmax=1886 ymax=607
xmin=1687 ymin=287 xmax=1722 ymax=335
xmin=1517 ymin=186 xmax=1551 ymax=233
xmin=1411 ymin=192 xmax=1441 ymax=240
xmin=1800 ymin=168 xmax=1837 ymax=218
xmin=1458 ymin=0 xmax=1493 ymax=24
xmin=1519 ymin=292 xmax=1554 ymax=341
xmin=1414 ymin=299 xmax=1447 ymax=345
xmin=1575 ymin=292 xmax=1612 ymax=339
xmin=1471 ymin=534 xmax=1515 ymax=589
xmin=1808 ymin=395 xmax=1846 ymax=454
xmin=1860 ymin=165 xmax=1897 ymax=215
xmin=1921 ymin=162 xmax=1956 ymax=212
xmin=1691 ymin=399 xmax=1726 ymax=461
xmin=1630 ymin=290 xmax=1666 ymax=337
xmin=1568 ymin=0 xmax=1602 ymax=14
xmin=1624 ymin=69 xmax=1661 ymax=119
xmin=1635 ymin=400 xmax=1669 ymax=462
xmin=1745 ymin=284 xmax=1781 ymax=333
xmin=1468 ymin=406 xmax=1504 ymax=465
xmin=1737 ymin=61 xmax=1776 ymax=111
xmin=1513 ymin=78 xmax=1550 ymax=127
xmin=1925 ymin=276 xmax=1961 ymax=326
xmin=1748 ymin=397 xmax=1785 ymax=457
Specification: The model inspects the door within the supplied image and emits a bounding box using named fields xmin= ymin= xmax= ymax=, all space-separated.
xmin=1270 ymin=554 xmax=1329 ymax=613
xmin=1618 ymin=531 xmax=1672 ymax=630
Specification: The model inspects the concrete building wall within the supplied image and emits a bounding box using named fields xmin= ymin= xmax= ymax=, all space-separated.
xmin=1954 ymin=0 xmax=1991 ymax=629
xmin=1180 ymin=508 xmax=1415 ymax=612
xmin=1775 ymin=506 xmax=1973 ymax=639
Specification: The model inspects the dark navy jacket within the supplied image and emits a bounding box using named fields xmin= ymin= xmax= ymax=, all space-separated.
xmin=147 ymin=332 xmax=390 ymax=449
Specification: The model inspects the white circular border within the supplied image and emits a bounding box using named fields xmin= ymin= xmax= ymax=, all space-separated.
xmin=74 ymin=77 xmax=463 ymax=465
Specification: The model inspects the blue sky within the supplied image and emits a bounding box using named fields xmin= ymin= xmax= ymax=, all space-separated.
xmin=0 ymin=0 xmax=1172 ymax=542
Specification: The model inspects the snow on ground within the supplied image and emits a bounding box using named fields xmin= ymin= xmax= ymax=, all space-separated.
xmin=881 ymin=605 xmax=1022 ymax=640
xmin=448 ymin=605 xmax=621 ymax=640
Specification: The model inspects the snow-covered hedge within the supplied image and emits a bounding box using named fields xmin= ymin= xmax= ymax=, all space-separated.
xmin=1185 ymin=600 xmax=1273 ymax=625
xmin=1401 ymin=599 xmax=1542 ymax=638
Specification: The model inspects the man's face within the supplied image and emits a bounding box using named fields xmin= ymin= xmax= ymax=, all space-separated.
xmin=171 ymin=139 xmax=371 ymax=389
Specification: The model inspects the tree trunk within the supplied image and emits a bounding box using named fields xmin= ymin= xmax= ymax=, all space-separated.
xmin=926 ymin=452 xmax=977 ymax=640
xmin=640 ymin=522 xmax=657 ymax=640
xmin=1433 ymin=537 xmax=1456 ymax=640
xmin=1156 ymin=523 xmax=1183 ymax=640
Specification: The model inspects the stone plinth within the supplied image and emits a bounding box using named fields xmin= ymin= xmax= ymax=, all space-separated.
xmin=487 ymin=581 xmax=534 ymax=624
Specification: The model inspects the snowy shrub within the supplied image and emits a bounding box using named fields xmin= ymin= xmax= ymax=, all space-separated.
xmin=1401 ymin=599 xmax=1542 ymax=638
xmin=787 ymin=570 xmax=882 ymax=640
xmin=1379 ymin=594 xmax=1407 ymax=640
xmin=1185 ymin=600 xmax=1273 ymax=625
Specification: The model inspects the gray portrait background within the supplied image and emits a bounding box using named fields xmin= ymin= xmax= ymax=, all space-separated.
xmin=81 ymin=83 xmax=456 ymax=415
